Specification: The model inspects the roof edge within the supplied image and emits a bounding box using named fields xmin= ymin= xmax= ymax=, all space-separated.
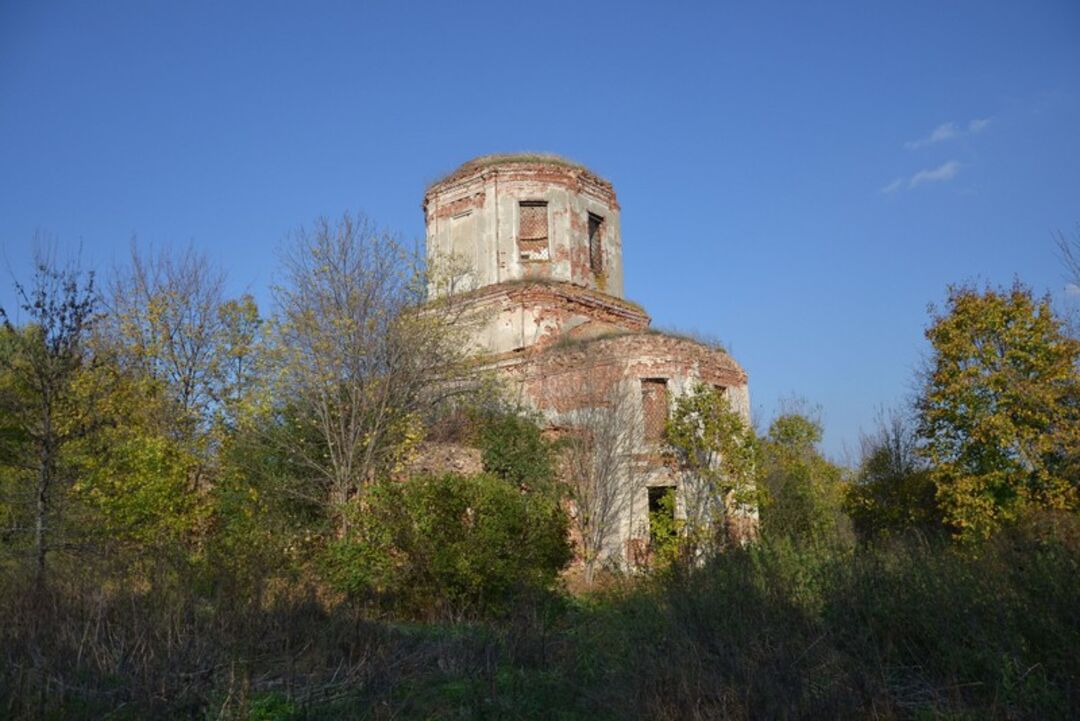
xmin=425 ymin=153 xmax=610 ymax=193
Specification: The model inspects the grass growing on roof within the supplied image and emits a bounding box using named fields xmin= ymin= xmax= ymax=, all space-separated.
xmin=427 ymin=152 xmax=608 ymax=189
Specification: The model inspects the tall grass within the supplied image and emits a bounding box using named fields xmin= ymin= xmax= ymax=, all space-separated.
xmin=573 ymin=512 xmax=1079 ymax=720
xmin=2 ymin=512 xmax=1077 ymax=720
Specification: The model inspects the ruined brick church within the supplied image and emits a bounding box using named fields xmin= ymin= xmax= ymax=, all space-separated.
xmin=424 ymin=154 xmax=751 ymax=568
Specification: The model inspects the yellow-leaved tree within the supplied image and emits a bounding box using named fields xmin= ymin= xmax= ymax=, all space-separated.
xmin=917 ymin=282 xmax=1080 ymax=541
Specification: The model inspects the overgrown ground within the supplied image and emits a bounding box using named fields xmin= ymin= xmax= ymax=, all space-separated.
xmin=3 ymin=513 xmax=1077 ymax=721
xmin=3 ymin=226 xmax=1079 ymax=721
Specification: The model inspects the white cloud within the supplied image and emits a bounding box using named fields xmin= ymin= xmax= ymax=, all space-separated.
xmin=905 ymin=122 xmax=958 ymax=149
xmin=880 ymin=177 xmax=905 ymax=194
xmin=1067 ymin=283 xmax=1080 ymax=297
xmin=909 ymin=160 xmax=960 ymax=188
xmin=881 ymin=161 xmax=961 ymax=194
xmin=905 ymin=117 xmax=992 ymax=149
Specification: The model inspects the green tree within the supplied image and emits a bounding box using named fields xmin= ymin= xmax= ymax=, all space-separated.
xmin=0 ymin=252 xmax=98 ymax=582
xmin=216 ymin=294 xmax=264 ymax=428
xmin=105 ymin=243 xmax=229 ymax=438
xmin=103 ymin=245 xmax=265 ymax=494
xmin=67 ymin=366 xmax=204 ymax=557
xmin=759 ymin=410 xmax=851 ymax=546
xmin=845 ymin=409 xmax=940 ymax=541
xmin=203 ymin=406 xmax=326 ymax=597
xmin=917 ymin=283 xmax=1080 ymax=541
xmin=271 ymin=213 xmax=470 ymax=534
xmin=665 ymin=383 xmax=759 ymax=555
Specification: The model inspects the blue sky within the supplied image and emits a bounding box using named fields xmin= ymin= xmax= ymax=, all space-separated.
xmin=2 ymin=0 xmax=1078 ymax=460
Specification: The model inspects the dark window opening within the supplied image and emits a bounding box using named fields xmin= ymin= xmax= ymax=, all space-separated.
xmin=641 ymin=378 xmax=669 ymax=442
xmin=518 ymin=201 xmax=549 ymax=260
xmin=648 ymin=486 xmax=677 ymax=546
xmin=588 ymin=213 xmax=604 ymax=274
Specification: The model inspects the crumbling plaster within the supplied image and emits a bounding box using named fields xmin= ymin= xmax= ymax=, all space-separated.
xmin=424 ymin=154 xmax=754 ymax=568
xmin=425 ymin=161 xmax=623 ymax=297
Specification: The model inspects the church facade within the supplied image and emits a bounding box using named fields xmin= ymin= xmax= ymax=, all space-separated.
xmin=424 ymin=154 xmax=752 ymax=567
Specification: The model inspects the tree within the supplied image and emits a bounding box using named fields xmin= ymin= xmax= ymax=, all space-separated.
xmin=1055 ymin=224 xmax=1080 ymax=338
xmin=758 ymin=409 xmax=850 ymax=546
xmin=271 ymin=212 xmax=470 ymax=534
xmin=553 ymin=367 xmax=643 ymax=586
xmin=215 ymin=294 xmax=264 ymax=429
xmin=101 ymin=243 xmax=263 ymax=503
xmin=845 ymin=408 xmax=939 ymax=541
xmin=67 ymin=365 xmax=204 ymax=559
xmin=917 ymin=282 xmax=1080 ymax=541
xmin=665 ymin=383 xmax=759 ymax=555
xmin=0 ymin=250 xmax=97 ymax=582
xmin=105 ymin=243 xmax=229 ymax=435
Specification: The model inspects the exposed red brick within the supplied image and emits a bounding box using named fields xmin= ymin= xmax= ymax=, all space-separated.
xmin=641 ymin=378 xmax=669 ymax=442
xmin=429 ymin=191 xmax=485 ymax=220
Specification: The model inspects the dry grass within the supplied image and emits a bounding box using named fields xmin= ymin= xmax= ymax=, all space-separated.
xmin=2 ymin=514 xmax=1077 ymax=720
xmin=426 ymin=152 xmax=606 ymax=190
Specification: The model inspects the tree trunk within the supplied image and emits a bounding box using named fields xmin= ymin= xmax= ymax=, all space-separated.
xmin=34 ymin=460 xmax=50 ymax=586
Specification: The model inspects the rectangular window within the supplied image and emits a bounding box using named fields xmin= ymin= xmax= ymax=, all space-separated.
xmin=518 ymin=201 xmax=549 ymax=260
xmin=648 ymin=486 xmax=677 ymax=546
xmin=641 ymin=378 xmax=669 ymax=442
xmin=588 ymin=213 xmax=604 ymax=274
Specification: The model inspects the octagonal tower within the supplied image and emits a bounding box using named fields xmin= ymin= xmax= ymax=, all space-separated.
xmin=424 ymin=154 xmax=623 ymax=298
xmin=418 ymin=153 xmax=756 ymax=566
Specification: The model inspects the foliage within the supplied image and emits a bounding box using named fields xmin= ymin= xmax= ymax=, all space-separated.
xmin=216 ymin=293 xmax=264 ymax=427
xmin=665 ymin=383 xmax=759 ymax=553
xmin=759 ymin=411 xmax=852 ymax=546
xmin=325 ymin=473 xmax=571 ymax=619
xmin=271 ymin=213 xmax=470 ymax=534
xmin=102 ymin=243 xmax=270 ymax=516
xmin=203 ymin=406 xmax=332 ymax=595
xmin=474 ymin=410 xmax=558 ymax=496
xmin=646 ymin=487 xmax=683 ymax=567
xmin=68 ymin=369 xmax=203 ymax=552
xmin=5 ymin=228 xmax=1080 ymax=719
xmin=918 ymin=283 xmax=1080 ymax=541
xmin=4 ymin=513 xmax=1076 ymax=720
xmin=846 ymin=409 xmax=941 ymax=541
xmin=572 ymin=513 xmax=1080 ymax=720
xmin=104 ymin=243 xmax=230 ymax=436
xmin=0 ymin=252 xmax=98 ymax=580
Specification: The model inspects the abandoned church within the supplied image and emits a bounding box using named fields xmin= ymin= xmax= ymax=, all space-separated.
xmin=424 ymin=154 xmax=752 ymax=569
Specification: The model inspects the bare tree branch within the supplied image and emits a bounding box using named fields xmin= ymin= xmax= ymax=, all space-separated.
xmin=270 ymin=212 xmax=474 ymax=534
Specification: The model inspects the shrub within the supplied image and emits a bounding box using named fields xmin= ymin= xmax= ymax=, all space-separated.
xmin=570 ymin=521 xmax=1080 ymax=720
xmin=474 ymin=411 xmax=558 ymax=496
xmin=326 ymin=473 xmax=571 ymax=619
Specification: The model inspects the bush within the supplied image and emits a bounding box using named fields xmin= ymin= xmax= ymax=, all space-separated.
xmin=474 ymin=411 xmax=558 ymax=496
xmin=326 ymin=473 xmax=571 ymax=619
xmin=570 ymin=518 xmax=1080 ymax=720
